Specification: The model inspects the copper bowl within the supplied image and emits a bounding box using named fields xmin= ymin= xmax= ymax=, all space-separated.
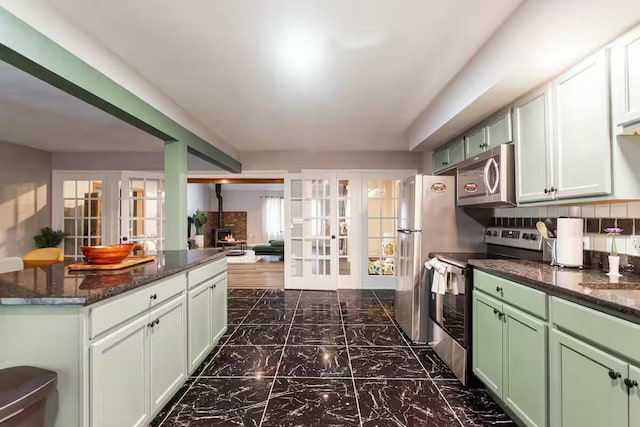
xmin=80 ymin=243 xmax=134 ymax=264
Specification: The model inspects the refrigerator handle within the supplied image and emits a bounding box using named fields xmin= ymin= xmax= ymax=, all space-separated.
xmin=397 ymin=228 xmax=422 ymax=234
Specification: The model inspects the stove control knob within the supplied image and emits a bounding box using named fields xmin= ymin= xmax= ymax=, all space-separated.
xmin=523 ymin=234 xmax=530 ymax=240
xmin=530 ymin=234 xmax=538 ymax=241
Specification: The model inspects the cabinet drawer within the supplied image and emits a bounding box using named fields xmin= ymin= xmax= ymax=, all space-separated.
xmin=188 ymin=258 xmax=226 ymax=289
xmin=474 ymin=270 xmax=547 ymax=319
xmin=90 ymin=273 xmax=186 ymax=339
xmin=552 ymin=297 xmax=640 ymax=365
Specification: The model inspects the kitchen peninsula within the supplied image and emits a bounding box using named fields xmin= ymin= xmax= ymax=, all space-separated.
xmin=0 ymin=249 xmax=228 ymax=427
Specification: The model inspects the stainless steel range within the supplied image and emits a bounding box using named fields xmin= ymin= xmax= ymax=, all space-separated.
xmin=426 ymin=227 xmax=543 ymax=385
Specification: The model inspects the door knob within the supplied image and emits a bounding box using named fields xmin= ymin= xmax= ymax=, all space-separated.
xmin=331 ymin=235 xmax=336 ymax=239
xmin=608 ymin=370 xmax=622 ymax=380
xmin=625 ymin=378 xmax=638 ymax=388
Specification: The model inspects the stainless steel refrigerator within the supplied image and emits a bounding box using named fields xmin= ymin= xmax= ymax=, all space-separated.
xmin=395 ymin=175 xmax=486 ymax=342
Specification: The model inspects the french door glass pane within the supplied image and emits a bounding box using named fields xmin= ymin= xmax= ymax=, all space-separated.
xmin=367 ymin=179 xmax=399 ymax=276
xmin=62 ymin=180 xmax=103 ymax=259
xmin=121 ymin=175 xmax=164 ymax=251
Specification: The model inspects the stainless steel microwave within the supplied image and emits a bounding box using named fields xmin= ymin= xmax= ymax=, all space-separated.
xmin=456 ymin=143 xmax=515 ymax=207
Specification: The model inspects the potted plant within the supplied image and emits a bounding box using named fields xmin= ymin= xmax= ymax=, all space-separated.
xmin=604 ymin=227 xmax=623 ymax=277
xmin=33 ymin=227 xmax=68 ymax=248
xmin=191 ymin=210 xmax=209 ymax=248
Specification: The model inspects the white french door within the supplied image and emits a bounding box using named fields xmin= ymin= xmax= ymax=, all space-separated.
xmin=53 ymin=171 xmax=164 ymax=259
xmin=120 ymin=172 xmax=164 ymax=251
xmin=285 ymin=173 xmax=338 ymax=289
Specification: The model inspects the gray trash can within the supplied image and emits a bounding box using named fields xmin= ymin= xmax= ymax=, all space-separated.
xmin=0 ymin=366 xmax=57 ymax=427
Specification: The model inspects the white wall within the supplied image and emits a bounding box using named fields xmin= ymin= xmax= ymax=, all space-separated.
xmin=210 ymin=186 xmax=284 ymax=244
xmin=0 ymin=1 xmax=239 ymax=160
xmin=0 ymin=140 xmax=51 ymax=257
xmin=240 ymin=150 xmax=422 ymax=172
xmin=187 ymin=184 xmax=211 ymax=216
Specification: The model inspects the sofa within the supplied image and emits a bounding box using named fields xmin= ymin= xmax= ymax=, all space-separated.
xmin=253 ymin=240 xmax=284 ymax=259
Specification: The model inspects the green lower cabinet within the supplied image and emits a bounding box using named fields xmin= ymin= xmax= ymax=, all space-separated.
xmin=473 ymin=292 xmax=504 ymax=396
xmin=630 ymin=365 xmax=640 ymax=425
xmin=473 ymin=290 xmax=548 ymax=427
xmin=503 ymin=305 xmax=547 ymax=427
xmin=550 ymin=329 xmax=628 ymax=427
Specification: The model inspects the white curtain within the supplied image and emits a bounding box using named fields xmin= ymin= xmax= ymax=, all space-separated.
xmin=262 ymin=196 xmax=284 ymax=242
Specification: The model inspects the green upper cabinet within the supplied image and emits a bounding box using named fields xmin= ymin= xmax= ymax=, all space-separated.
xmin=466 ymin=127 xmax=487 ymax=158
xmin=448 ymin=137 xmax=466 ymax=165
xmin=552 ymin=49 xmax=612 ymax=199
xmin=473 ymin=291 xmax=504 ymax=397
xmin=514 ymin=86 xmax=553 ymax=203
xmin=550 ymin=329 xmax=628 ymax=427
xmin=466 ymin=110 xmax=512 ymax=159
xmin=433 ymin=137 xmax=466 ymax=174
xmin=487 ymin=110 xmax=513 ymax=148
xmin=611 ymin=25 xmax=640 ymax=129
xmin=515 ymin=49 xmax=612 ymax=203
xmin=503 ymin=305 xmax=547 ymax=427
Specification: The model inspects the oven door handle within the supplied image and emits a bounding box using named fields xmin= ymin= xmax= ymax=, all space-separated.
xmin=483 ymin=157 xmax=500 ymax=195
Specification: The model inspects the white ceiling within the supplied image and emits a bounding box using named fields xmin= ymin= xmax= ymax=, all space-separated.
xmin=0 ymin=61 xmax=164 ymax=152
xmin=47 ymin=0 xmax=522 ymax=152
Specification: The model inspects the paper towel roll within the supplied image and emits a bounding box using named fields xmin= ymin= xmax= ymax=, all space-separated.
xmin=556 ymin=218 xmax=584 ymax=267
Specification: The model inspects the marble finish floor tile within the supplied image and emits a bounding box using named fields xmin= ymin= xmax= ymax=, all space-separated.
xmin=150 ymin=378 xmax=194 ymax=426
xmin=254 ymin=296 xmax=300 ymax=310
xmin=243 ymin=309 xmax=295 ymax=324
xmin=228 ymin=289 xmax=266 ymax=298
xmin=413 ymin=347 xmax=458 ymax=380
xmin=159 ymin=377 xmax=273 ymax=426
xmin=350 ymin=346 xmax=427 ymax=379
xmin=228 ymin=309 xmax=251 ymax=324
xmin=279 ymin=346 xmax=351 ymax=378
xmin=226 ymin=324 xmax=290 ymax=346
xmin=293 ymin=309 xmax=342 ymax=324
xmin=287 ymin=324 xmax=346 ymax=346
xmin=339 ymin=298 xmax=383 ymax=310
xmin=439 ymin=382 xmax=518 ymax=426
xmin=203 ymin=345 xmax=284 ymax=377
xmin=357 ymin=379 xmax=460 ymax=426
xmin=344 ymin=325 xmax=407 ymax=347
xmin=261 ymin=378 xmax=360 ymax=427
xmin=154 ymin=287 xmax=516 ymax=427
xmin=262 ymin=289 xmax=301 ymax=298
xmin=341 ymin=308 xmax=392 ymax=324
xmin=228 ymin=298 xmax=260 ymax=310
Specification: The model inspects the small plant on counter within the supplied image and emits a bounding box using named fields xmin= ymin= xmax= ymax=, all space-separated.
xmin=33 ymin=227 xmax=68 ymax=248
xmin=192 ymin=210 xmax=209 ymax=235
xmin=604 ymin=227 xmax=623 ymax=255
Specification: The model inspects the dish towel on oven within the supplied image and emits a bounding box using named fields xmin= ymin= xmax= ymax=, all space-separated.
xmin=425 ymin=258 xmax=448 ymax=295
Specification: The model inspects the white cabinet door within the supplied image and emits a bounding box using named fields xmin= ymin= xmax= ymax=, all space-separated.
xmin=552 ymin=50 xmax=612 ymax=199
xmin=466 ymin=127 xmax=487 ymax=158
xmin=188 ymin=282 xmax=213 ymax=373
xmin=149 ymin=295 xmax=187 ymax=413
xmin=90 ymin=315 xmax=149 ymax=427
xmin=514 ymin=86 xmax=553 ymax=203
xmin=612 ymin=26 xmax=640 ymax=127
xmin=211 ymin=274 xmax=228 ymax=343
xmin=487 ymin=111 xmax=513 ymax=148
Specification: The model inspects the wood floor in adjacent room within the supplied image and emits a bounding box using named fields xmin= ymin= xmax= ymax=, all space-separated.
xmin=227 ymin=256 xmax=284 ymax=289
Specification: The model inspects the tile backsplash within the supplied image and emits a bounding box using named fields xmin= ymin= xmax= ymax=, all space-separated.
xmin=493 ymin=201 xmax=640 ymax=257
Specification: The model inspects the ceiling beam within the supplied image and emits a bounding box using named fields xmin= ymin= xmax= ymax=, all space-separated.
xmin=0 ymin=7 xmax=241 ymax=172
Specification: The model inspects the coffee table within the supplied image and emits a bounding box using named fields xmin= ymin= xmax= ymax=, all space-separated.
xmin=219 ymin=240 xmax=247 ymax=256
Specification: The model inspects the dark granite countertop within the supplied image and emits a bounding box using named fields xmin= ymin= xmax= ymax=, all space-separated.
xmin=470 ymin=259 xmax=640 ymax=323
xmin=0 ymin=249 xmax=226 ymax=306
